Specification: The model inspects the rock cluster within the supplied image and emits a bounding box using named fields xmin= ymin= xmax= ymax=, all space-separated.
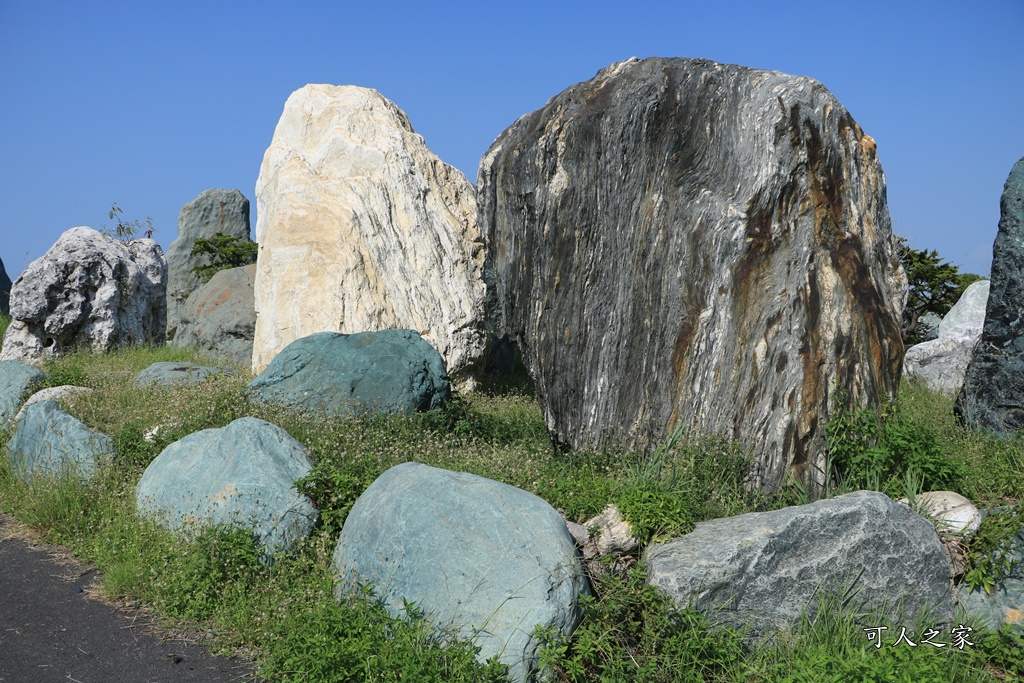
xmin=0 ymin=228 xmax=166 ymax=364
xmin=333 ymin=462 xmax=588 ymax=683
xmin=252 ymin=85 xmax=489 ymax=389
xmin=171 ymin=263 xmax=256 ymax=366
xmin=478 ymin=57 xmax=905 ymax=489
xmin=165 ymin=189 xmax=252 ymax=340
xmin=957 ymin=157 xmax=1024 ymax=435
xmin=904 ymin=280 xmax=989 ymax=395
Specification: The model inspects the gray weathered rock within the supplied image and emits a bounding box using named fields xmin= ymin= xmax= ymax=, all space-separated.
xmin=16 ymin=385 xmax=94 ymax=421
xmin=172 ymin=264 xmax=256 ymax=366
xmin=333 ymin=462 xmax=588 ymax=683
xmin=956 ymin=158 xmax=1024 ymax=435
xmin=165 ymin=189 xmax=251 ymax=340
xmin=645 ymin=491 xmax=953 ymax=641
xmin=135 ymin=362 xmax=236 ymax=387
xmin=136 ymin=417 xmax=317 ymax=558
xmin=0 ymin=256 xmax=11 ymax=316
xmin=940 ymin=280 xmax=990 ymax=339
xmin=0 ymin=228 xmax=166 ymax=364
xmin=478 ymin=57 xmax=905 ymax=489
xmin=253 ymin=85 xmax=489 ymax=390
xmin=905 ymin=280 xmax=990 ymax=395
xmin=247 ymin=329 xmax=450 ymax=418
xmin=0 ymin=360 xmax=45 ymax=426
xmin=7 ymin=400 xmax=113 ymax=478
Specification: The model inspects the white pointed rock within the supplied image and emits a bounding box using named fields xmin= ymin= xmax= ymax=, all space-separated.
xmin=253 ymin=85 xmax=488 ymax=390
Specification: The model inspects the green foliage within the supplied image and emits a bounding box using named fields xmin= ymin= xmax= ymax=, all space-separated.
xmin=537 ymin=565 xmax=747 ymax=682
xmin=974 ymin=625 xmax=1024 ymax=680
xmin=615 ymin=484 xmax=693 ymax=544
xmin=37 ymin=360 xmax=88 ymax=390
xmin=100 ymin=202 xmax=154 ymax=241
xmin=0 ymin=312 xmax=10 ymax=341
xmin=189 ymin=232 xmax=257 ymax=283
xmin=825 ymin=396 xmax=965 ymax=498
xmin=898 ymin=236 xmax=982 ymax=343
xmin=964 ymin=506 xmax=1024 ymax=594
xmin=294 ymin=463 xmax=375 ymax=540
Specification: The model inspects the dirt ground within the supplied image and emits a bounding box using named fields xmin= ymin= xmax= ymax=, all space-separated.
xmin=0 ymin=515 xmax=257 ymax=683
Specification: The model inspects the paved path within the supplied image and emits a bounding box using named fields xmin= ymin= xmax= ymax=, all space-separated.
xmin=0 ymin=516 xmax=256 ymax=683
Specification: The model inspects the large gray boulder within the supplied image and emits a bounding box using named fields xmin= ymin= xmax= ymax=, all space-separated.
xmin=252 ymin=85 xmax=489 ymax=391
xmin=645 ymin=491 xmax=953 ymax=642
xmin=171 ymin=263 xmax=256 ymax=366
xmin=136 ymin=417 xmax=317 ymax=558
xmin=0 ymin=228 xmax=166 ymax=364
xmin=958 ymin=509 xmax=1023 ymax=634
xmin=957 ymin=157 xmax=1024 ymax=435
xmin=0 ymin=360 xmax=45 ymax=426
xmin=6 ymin=400 xmax=114 ymax=478
xmin=905 ymin=280 xmax=990 ymax=395
xmin=333 ymin=462 xmax=588 ymax=683
xmin=0 ymin=255 xmax=11 ymax=316
xmin=165 ymin=189 xmax=251 ymax=340
xmin=478 ymin=57 xmax=906 ymax=490
xmin=247 ymin=329 xmax=450 ymax=418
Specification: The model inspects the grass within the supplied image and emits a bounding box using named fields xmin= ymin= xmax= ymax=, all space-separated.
xmin=0 ymin=343 xmax=1021 ymax=681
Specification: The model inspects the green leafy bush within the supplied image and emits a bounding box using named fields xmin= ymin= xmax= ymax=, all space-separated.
xmin=190 ymin=232 xmax=258 ymax=283
xmin=964 ymin=506 xmax=1024 ymax=594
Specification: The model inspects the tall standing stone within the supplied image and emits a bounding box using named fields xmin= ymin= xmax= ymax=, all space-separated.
xmin=478 ymin=58 xmax=906 ymax=489
xmin=253 ymin=85 xmax=489 ymax=390
xmin=165 ymin=189 xmax=251 ymax=340
xmin=956 ymin=157 xmax=1024 ymax=435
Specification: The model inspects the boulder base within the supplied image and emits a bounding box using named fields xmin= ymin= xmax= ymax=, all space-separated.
xmin=172 ymin=264 xmax=256 ymax=366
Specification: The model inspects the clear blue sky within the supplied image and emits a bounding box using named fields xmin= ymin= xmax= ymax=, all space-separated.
xmin=2 ymin=1 xmax=1021 ymax=281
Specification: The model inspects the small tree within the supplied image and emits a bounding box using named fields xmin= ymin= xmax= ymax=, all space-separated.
xmin=190 ymin=233 xmax=258 ymax=283
xmin=101 ymin=203 xmax=155 ymax=241
xmin=898 ymin=237 xmax=981 ymax=344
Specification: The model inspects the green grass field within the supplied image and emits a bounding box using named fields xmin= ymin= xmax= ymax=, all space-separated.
xmin=0 ymin=340 xmax=1021 ymax=682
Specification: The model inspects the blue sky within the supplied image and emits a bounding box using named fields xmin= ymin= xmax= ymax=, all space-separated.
xmin=1 ymin=1 xmax=1021 ymax=281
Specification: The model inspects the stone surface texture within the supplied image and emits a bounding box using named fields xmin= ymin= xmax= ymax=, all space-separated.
xmin=253 ymin=84 xmax=488 ymax=389
xmin=0 ymin=228 xmax=166 ymax=364
xmin=171 ymin=264 xmax=256 ymax=366
xmin=7 ymin=400 xmax=113 ymax=478
xmin=165 ymin=189 xmax=251 ymax=340
xmin=247 ymin=330 xmax=450 ymax=418
xmin=16 ymin=385 xmax=94 ymax=421
xmin=333 ymin=462 xmax=588 ymax=683
xmin=135 ymin=362 xmax=236 ymax=387
xmin=645 ymin=490 xmax=952 ymax=641
xmin=898 ymin=491 xmax=982 ymax=537
xmin=905 ymin=280 xmax=989 ymax=395
xmin=959 ymin=509 xmax=1023 ymax=634
xmin=478 ymin=57 xmax=905 ymax=489
xmin=0 ymin=360 xmax=45 ymax=426
xmin=956 ymin=158 xmax=1024 ymax=435
xmin=0 ymin=256 xmax=11 ymax=316
xmin=136 ymin=417 xmax=317 ymax=557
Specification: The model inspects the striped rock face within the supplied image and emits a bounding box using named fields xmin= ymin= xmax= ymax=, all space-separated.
xmin=253 ymin=85 xmax=489 ymax=390
xmin=478 ymin=57 xmax=906 ymax=490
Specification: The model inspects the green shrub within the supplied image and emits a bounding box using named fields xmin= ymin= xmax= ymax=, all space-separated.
xmin=0 ymin=313 xmax=10 ymax=341
xmin=190 ymin=232 xmax=258 ymax=283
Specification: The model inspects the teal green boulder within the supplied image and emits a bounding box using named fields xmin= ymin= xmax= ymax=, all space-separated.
xmin=7 ymin=400 xmax=113 ymax=477
xmin=135 ymin=361 xmax=236 ymax=386
xmin=136 ymin=417 xmax=317 ymax=559
xmin=0 ymin=360 xmax=45 ymax=425
xmin=247 ymin=329 xmax=450 ymax=418
xmin=332 ymin=462 xmax=589 ymax=683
